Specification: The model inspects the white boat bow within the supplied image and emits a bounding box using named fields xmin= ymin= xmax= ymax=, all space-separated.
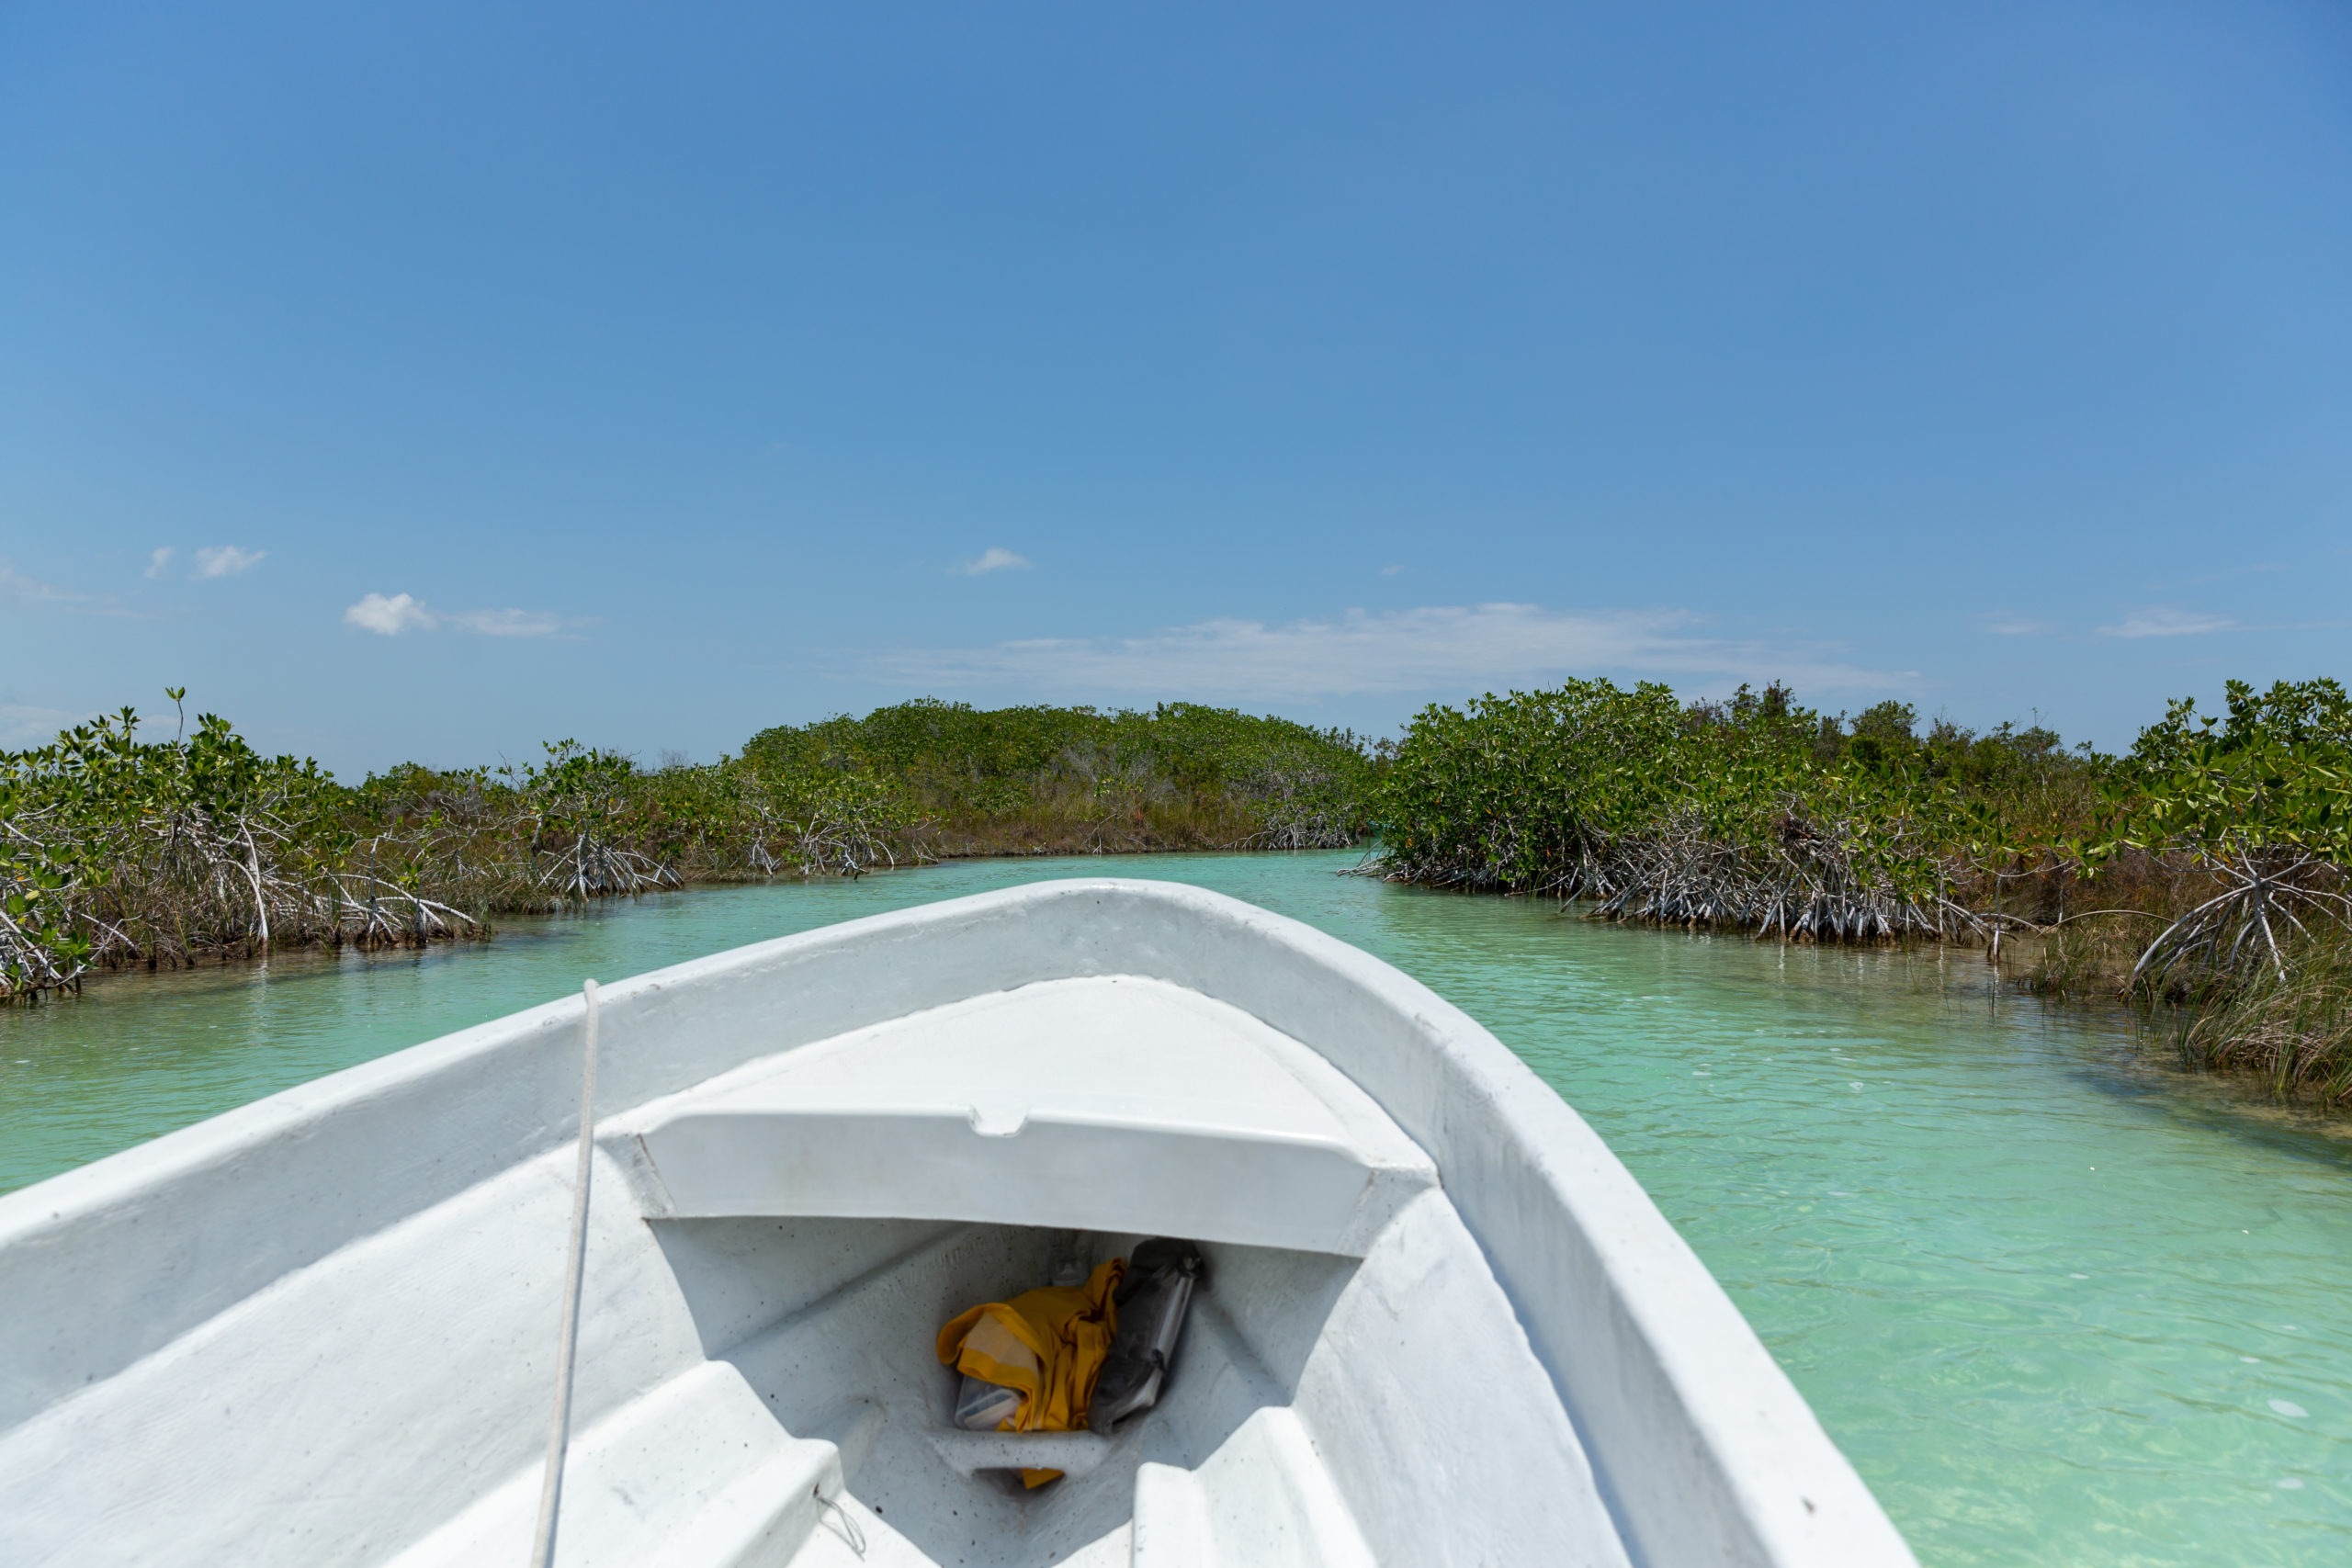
xmin=0 ymin=878 xmax=1917 ymax=1566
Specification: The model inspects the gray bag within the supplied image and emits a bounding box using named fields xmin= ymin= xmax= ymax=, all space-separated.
xmin=1088 ymin=1239 xmax=1207 ymax=1430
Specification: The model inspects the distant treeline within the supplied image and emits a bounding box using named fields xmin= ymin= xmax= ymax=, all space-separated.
xmin=9 ymin=677 xmax=2349 ymax=1111
xmin=0 ymin=696 xmax=1374 ymax=999
xmin=741 ymin=700 xmax=1374 ymax=858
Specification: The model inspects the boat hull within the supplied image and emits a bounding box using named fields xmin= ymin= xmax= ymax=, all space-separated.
xmin=0 ymin=879 xmax=1915 ymax=1566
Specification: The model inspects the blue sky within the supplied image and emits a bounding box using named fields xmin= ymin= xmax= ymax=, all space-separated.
xmin=3 ymin=0 xmax=2346 ymax=773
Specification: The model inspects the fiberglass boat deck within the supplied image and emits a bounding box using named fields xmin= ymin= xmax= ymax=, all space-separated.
xmin=0 ymin=879 xmax=1917 ymax=1566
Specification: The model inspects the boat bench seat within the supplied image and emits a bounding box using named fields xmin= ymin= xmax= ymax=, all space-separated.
xmin=617 ymin=976 xmax=1439 ymax=1256
xmin=387 ymin=1361 xmax=852 ymax=1568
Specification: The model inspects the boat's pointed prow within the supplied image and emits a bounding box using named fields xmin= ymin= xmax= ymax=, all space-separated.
xmin=0 ymin=878 xmax=1917 ymax=1567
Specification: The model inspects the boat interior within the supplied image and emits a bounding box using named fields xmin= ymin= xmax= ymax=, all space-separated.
xmin=1 ymin=880 xmax=1912 ymax=1568
xmin=381 ymin=975 xmax=1633 ymax=1567
xmin=401 ymin=1217 xmax=1376 ymax=1567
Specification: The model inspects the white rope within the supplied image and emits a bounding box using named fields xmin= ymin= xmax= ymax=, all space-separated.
xmin=527 ymin=978 xmax=600 ymax=1568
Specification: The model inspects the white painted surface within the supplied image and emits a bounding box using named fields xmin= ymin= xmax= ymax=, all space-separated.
xmin=632 ymin=975 xmax=1437 ymax=1253
xmin=928 ymin=1430 xmax=1112 ymax=1478
xmin=390 ymin=1360 xmax=842 ymax=1568
xmin=1129 ymin=1463 xmax=1212 ymax=1563
xmin=0 ymin=879 xmax=1918 ymax=1566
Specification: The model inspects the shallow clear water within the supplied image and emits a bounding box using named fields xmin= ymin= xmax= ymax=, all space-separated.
xmin=5 ymin=852 xmax=2348 ymax=1564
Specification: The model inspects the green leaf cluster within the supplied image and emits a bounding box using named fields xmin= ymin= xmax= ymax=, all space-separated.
xmin=1371 ymin=678 xmax=2075 ymax=931
xmin=2103 ymin=679 xmax=2352 ymax=863
xmin=743 ymin=699 xmax=1374 ymax=847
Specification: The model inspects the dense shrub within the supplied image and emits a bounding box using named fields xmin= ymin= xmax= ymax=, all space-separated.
xmin=1369 ymin=679 xmax=2030 ymax=939
xmin=2 ymin=695 xmax=1378 ymax=998
xmin=1366 ymin=674 xmax=2352 ymax=1105
xmin=743 ymin=699 xmax=1375 ymax=855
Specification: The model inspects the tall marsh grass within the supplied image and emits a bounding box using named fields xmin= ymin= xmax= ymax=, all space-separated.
xmin=2160 ymin=934 xmax=2352 ymax=1109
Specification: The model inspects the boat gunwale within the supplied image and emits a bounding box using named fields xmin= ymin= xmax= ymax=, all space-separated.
xmin=0 ymin=877 xmax=1917 ymax=1567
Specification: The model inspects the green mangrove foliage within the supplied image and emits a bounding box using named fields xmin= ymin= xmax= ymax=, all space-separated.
xmin=509 ymin=742 xmax=683 ymax=898
xmin=1367 ymin=674 xmax=2352 ymax=1106
xmin=1 ymin=695 xmax=1378 ymax=999
xmin=0 ymin=702 xmax=479 ymax=998
xmin=743 ymin=699 xmax=1374 ymax=855
xmin=2097 ymin=679 xmax=2352 ymax=998
xmin=1369 ymin=680 xmax=2028 ymax=941
xmin=2104 ymin=682 xmax=2352 ymax=1108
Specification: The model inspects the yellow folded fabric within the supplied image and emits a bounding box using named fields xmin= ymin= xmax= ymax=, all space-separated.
xmin=936 ymin=1258 xmax=1125 ymax=1486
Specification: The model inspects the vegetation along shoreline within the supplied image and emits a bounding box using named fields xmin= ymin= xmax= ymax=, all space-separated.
xmin=6 ymin=680 xmax=2350 ymax=1111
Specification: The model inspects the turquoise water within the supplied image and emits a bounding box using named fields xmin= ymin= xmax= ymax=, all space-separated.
xmin=5 ymin=852 xmax=2348 ymax=1564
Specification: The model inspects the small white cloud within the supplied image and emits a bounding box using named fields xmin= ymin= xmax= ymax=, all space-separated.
xmin=194 ymin=545 xmax=266 ymax=579
xmin=872 ymin=602 xmax=1909 ymax=701
xmin=1 ymin=563 xmax=86 ymax=603
xmin=0 ymin=703 xmax=95 ymax=748
xmin=144 ymin=547 xmax=176 ymax=581
xmin=1379 ymin=563 xmax=1403 ymax=576
xmin=447 ymin=607 xmax=563 ymax=637
xmin=345 ymin=592 xmax=438 ymax=635
xmin=0 ymin=561 xmax=143 ymax=618
xmin=1982 ymin=612 xmax=2052 ymax=637
xmin=344 ymin=593 xmax=570 ymax=637
xmin=956 ymin=547 xmax=1032 ymax=577
xmin=2098 ymin=607 xmax=2234 ymax=639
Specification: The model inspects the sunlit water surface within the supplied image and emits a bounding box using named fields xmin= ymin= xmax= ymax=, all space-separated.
xmin=5 ymin=852 xmax=2348 ymax=1564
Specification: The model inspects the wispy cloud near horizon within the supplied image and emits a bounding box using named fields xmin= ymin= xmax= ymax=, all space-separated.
xmin=1981 ymin=611 xmax=2053 ymax=637
xmin=869 ymin=603 xmax=1910 ymax=703
xmin=0 ymin=561 xmax=140 ymax=617
xmin=0 ymin=703 xmax=96 ymax=748
xmin=1 ymin=563 xmax=90 ymax=604
xmin=447 ymin=607 xmax=564 ymax=637
xmin=2098 ymin=607 xmax=2234 ymax=639
xmin=956 ymin=547 xmax=1031 ymax=576
xmin=344 ymin=592 xmax=568 ymax=637
xmin=195 ymin=545 xmax=266 ymax=578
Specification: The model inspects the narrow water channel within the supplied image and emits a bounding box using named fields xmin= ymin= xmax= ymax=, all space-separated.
xmin=5 ymin=852 xmax=2346 ymax=1565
